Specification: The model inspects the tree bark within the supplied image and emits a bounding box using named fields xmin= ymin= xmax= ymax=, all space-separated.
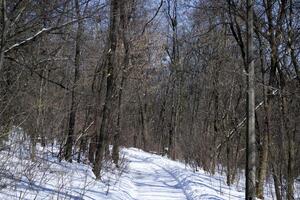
xmin=256 ymin=32 xmax=270 ymax=199
xmin=0 ymin=0 xmax=7 ymax=72
xmin=112 ymin=0 xmax=131 ymax=166
xmin=281 ymin=89 xmax=295 ymax=200
xmin=287 ymin=0 xmax=300 ymax=83
xmin=271 ymin=163 xmax=282 ymax=200
xmin=137 ymin=92 xmax=148 ymax=151
xmin=246 ymin=0 xmax=256 ymax=199
xmin=93 ymin=0 xmax=119 ymax=178
xmin=64 ymin=0 xmax=83 ymax=162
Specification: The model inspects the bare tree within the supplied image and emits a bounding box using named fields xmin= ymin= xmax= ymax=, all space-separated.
xmin=245 ymin=0 xmax=256 ymax=199
xmin=93 ymin=0 xmax=120 ymax=178
xmin=64 ymin=0 xmax=85 ymax=162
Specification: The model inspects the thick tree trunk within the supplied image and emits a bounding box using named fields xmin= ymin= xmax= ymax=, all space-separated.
xmin=281 ymin=91 xmax=295 ymax=200
xmin=257 ymin=8 xmax=277 ymax=197
xmin=256 ymin=84 xmax=270 ymax=199
xmin=256 ymin=32 xmax=270 ymax=199
xmin=64 ymin=0 xmax=83 ymax=162
xmin=112 ymin=75 xmax=125 ymax=166
xmin=246 ymin=0 xmax=256 ymax=199
xmin=89 ymin=69 xmax=105 ymax=164
xmin=93 ymin=0 xmax=119 ymax=178
xmin=112 ymin=0 xmax=130 ymax=166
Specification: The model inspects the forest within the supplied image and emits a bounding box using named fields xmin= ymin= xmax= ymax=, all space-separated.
xmin=0 ymin=0 xmax=299 ymax=199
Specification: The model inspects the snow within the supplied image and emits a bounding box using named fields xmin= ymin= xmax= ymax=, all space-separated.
xmin=0 ymin=131 xmax=298 ymax=199
xmin=0 ymin=145 xmax=243 ymax=200
xmin=125 ymin=150 xmax=187 ymax=200
xmin=123 ymin=148 xmax=244 ymax=200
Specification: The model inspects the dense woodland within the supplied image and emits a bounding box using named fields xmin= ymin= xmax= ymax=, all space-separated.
xmin=0 ymin=0 xmax=299 ymax=199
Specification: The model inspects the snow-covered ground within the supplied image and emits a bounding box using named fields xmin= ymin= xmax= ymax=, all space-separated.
xmin=123 ymin=148 xmax=245 ymax=200
xmin=0 ymin=145 xmax=243 ymax=200
xmin=0 ymin=131 xmax=299 ymax=199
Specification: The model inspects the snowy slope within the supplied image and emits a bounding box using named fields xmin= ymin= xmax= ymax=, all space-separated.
xmin=0 ymin=137 xmax=298 ymax=200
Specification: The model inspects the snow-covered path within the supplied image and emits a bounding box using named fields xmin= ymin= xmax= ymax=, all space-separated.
xmin=128 ymin=153 xmax=187 ymax=200
xmin=122 ymin=148 xmax=245 ymax=200
xmin=2 ymin=143 xmax=285 ymax=200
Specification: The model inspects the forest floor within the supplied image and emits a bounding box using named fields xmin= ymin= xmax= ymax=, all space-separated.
xmin=0 ymin=133 xmax=298 ymax=199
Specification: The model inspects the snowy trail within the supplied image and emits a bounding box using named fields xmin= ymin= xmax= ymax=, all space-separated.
xmin=122 ymin=148 xmax=243 ymax=200
xmin=3 ymin=142 xmax=284 ymax=200
xmin=128 ymin=154 xmax=188 ymax=200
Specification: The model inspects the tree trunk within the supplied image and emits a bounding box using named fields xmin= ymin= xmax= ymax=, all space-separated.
xmin=256 ymin=78 xmax=271 ymax=199
xmin=64 ymin=0 xmax=83 ymax=162
xmin=271 ymin=163 xmax=282 ymax=200
xmin=168 ymin=82 xmax=176 ymax=158
xmin=256 ymin=32 xmax=270 ymax=199
xmin=0 ymin=0 xmax=7 ymax=72
xmin=226 ymin=137 xmax=231 ymax=186
xmin=93 ymin=0 xmax=119 ymax=178
xmin=77 ymin=107 xmax=91 ymax=163
xmin=287 ymin=0 xmax=300 ymax=84
xmin=138 ymin=95 xmax=148 ymax=151
xmin=112 ymin=75 xmax=124 ymax=166
xmin=89 ymin=68 xmax=105 ymax=164
xmin=112 ymin=0 xmax=131 ymax=166
xmin=246 ymin=0 xmax=256 ymax=199
xmin=281 ymin=90 xmax=295 ymax=200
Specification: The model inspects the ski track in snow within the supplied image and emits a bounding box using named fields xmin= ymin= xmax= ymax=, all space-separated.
xmin=128 ymin=153 xmax=188 ymax=200
xmin=123 ymin=149 xmax=233 ymax=200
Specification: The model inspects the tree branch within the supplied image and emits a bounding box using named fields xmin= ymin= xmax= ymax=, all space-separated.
xmin=4 ymin=19 xmax=81 ymax=54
